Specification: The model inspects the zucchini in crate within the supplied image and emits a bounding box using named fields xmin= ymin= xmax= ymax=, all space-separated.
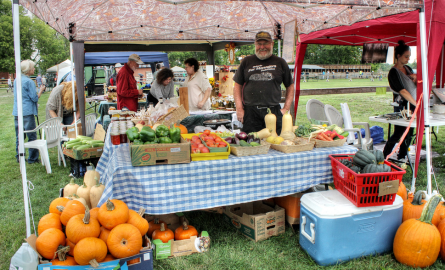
xmin=352 ymin=150 xmax=377 ymax=168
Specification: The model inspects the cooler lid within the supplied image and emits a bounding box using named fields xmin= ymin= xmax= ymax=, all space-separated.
xmin=301 ymin=190 xmax=404 ymax=218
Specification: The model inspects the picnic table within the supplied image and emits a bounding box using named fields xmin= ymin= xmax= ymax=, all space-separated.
xmin=95 ymin=129 xmax=357 ymax=214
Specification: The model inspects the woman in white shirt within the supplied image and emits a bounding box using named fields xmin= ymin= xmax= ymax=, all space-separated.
xmin=183 ymin=58 xmax=212 ymax=111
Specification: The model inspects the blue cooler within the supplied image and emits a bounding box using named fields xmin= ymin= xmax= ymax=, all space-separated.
xmin=299 ymin=190 xmax=403 ymax=266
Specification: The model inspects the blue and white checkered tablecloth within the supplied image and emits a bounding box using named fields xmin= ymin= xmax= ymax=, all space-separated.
xmin=96 ymin=131 xmax=357 ymax=214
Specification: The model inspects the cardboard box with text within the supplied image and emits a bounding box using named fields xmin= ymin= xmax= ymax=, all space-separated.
xmin=129 ymin=137 xmax=190 ymax=166
xmin=63 ymin=124 xmax=106 ymax=160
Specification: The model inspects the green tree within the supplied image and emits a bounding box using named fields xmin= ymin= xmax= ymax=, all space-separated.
xmin=303 ymin=44 xmax=362 ymax=65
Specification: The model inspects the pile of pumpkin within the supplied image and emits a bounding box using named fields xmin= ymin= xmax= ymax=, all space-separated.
xmin=393 ymin=189 xmax=445 ymax=268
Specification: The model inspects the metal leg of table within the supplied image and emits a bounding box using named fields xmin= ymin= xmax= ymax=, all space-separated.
xmin=325 ymin=184 xmax=329 ymax=191
xmin=387 ymin=123 xmax=392 ymax=141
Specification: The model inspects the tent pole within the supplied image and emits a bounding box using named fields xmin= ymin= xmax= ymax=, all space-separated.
xmin=70 ymin=43 xmax=78 ymax=136
xmin=419 ymin=8 xmax=433 ymax=197
xmin=278 ymin=39 xmax=281 ymax=57
xmin=13 ymin=0 xmax=31 ymax=238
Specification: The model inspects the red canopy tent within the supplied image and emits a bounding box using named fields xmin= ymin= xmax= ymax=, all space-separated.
xmin=293 ymin=0 xmax=445 ymax=195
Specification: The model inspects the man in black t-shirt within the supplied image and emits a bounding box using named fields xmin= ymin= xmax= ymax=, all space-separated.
xmin=233 ymin=31 xmax=294 ymax=134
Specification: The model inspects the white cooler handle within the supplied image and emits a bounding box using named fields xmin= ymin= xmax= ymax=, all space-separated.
xmin=301 ymin=216 xmax=316 ymax=244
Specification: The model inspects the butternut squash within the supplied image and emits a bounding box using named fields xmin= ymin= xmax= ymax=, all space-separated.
xmin=281 ymin=110 xmax=293 ymax=133
xmin=64 ymin=178 xmax=80 ymax=198
xmin=251 ymin=128 xmax=272 ymax=139
xmin=76 ymin=183 xmax=92 ymax=209
xmin=265 ymin=108 xmax=278 ymax=137
xmin=84 ymin=163 xmax=100 ymax=188
xmin=90 ymin=177 xmax=105 ymax=208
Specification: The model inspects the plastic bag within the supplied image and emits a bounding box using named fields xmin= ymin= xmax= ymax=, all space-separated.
xmin=194 ymin=126 xmax=214 ymax=134
xmin=354 ymin=126 xmax=384 ymax=144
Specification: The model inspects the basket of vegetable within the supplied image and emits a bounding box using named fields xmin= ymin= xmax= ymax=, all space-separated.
xmin=305 ymin=124 xmax=349 ymax=148
xmin=227 ymin=131 xmax=271 ymax=157
xmin=269 ymin=137 xmax=315 ymax=153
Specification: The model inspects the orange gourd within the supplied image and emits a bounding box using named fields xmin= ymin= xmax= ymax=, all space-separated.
xmin=152 ymin=223 xmax=174 ymax=243
xmin=90 ymin=207 xmax=100 ymax=220
xmin=73 ymin=237 xmax=107 ymax=266
xmin=66 ymin=238 xmax=75 ymax=257
xmin=174 ymin=121 xmax=188 ymax=134
xmin=102 ymin=254 xmax=116 ymax=262
xmin=432 ymin=202 xmax=445 ymax=226
xmin=438 ymin=218 xmax=445 ymax=260
xmin=98 ymin=199 xmax=129 ymax=230
xmin=107 ymin=224 xmax=142 ymax=259
xmin=52 ymin=246 xmax=78 ymax=265
xmin=147 ymin=218 xmax=167 ymax=237
xmin=402 ymin=191 xmax=426 ymax=222
xmin=49 ymin=197 xmax=70 ymax=215
xmin=127 ymin=208 xmax=149 ymax=237
xmin=99 ymin=226 xmax=111 ymax=244
xmin=36 ymin=228 xmax=66 ymax=260
xmin=174 ymin=221 xmax=198 ymax=240
xmin=59 ymin=200 xmax=86 ymax=226
xmin=38 ymin=213 xmax=62 ymax=235
xmin=393 ymin=194 xmax=442 ymax=268
xmin=397 ymin=181 xmax=408 ymax=200
xmin=66 ymin=207 xmax=101 ymax=244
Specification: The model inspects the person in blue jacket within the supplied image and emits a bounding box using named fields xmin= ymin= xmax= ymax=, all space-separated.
xmin=13 ymin=60 xmax=45 ymax=163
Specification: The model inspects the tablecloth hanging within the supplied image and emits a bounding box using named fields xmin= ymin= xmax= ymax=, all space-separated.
xmin=96 ymin=131 xmax=358 ymax=214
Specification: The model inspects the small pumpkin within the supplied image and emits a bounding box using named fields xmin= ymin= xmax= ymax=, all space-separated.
xmin=38 ymin=213 xmax=62 ymax=235
xmin=49 ymin=197 xmax=70 ymax=215
xmin=127 ymin=208 xmax=149 ymax=237
xmin=107 ymin=224 xmax=143 ymax=259
xmin=397 ymin=181 xmax=408 ymax=200
xmin=152 ymin=223 xmax=174 ymax=243
xmin=393 ymin=194 xmax=442 ymax=268
xmin=77 ymin=182 xmax=92 ymax=209
xmin=147 ymin=218 xmax=167 ymax=237
xmin=59 ymin=200 xmax=86 ymax=226
xmin=402 ymin=191 xmax=427 ymax=222
xmin=174 ymin=121 xmax=188 ymax=134
xmin=68 ymin=194 xmax=88 ymax=208
xmin=52 ymin=245 xmax=78 ymax=265
xmin=438 ymin=218 xmax=445 ymax=260
xmin=66 ymin=207 xmax=101 ymax=244
xmin=352 ymin=150 xmax=376 ymax=168
xmin=73 ymin=237 xmax=107 ymax=266
xmin=66 ymin=238 xmax=75 ymax=257
xmin=102 ymin=254 xmax=117 ymax=262
xmin=99 ymin=226 xmax=111 ymax=244
xmin=98 ymin=199 xmax=129 ymax=230
xmin=432 ymin=202 xmax=445 ymax=226
xmin=36 ymin=228 xmax=66 ymax=260
xmin=64 ymin=178 xmax=80 ymax=198
xmin=90 ymin=176 xmax=105 ymax=208
xmin=90 ymin=207 xmax=100 ymax=220
xmin=84 ymin=163 xmax=100 ymax=187
xmin=174 ymin=221 xmax=198 ymax=240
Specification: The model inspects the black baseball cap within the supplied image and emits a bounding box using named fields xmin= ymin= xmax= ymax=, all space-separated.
xmin=255 ymin=31 xmax=272 ymax=42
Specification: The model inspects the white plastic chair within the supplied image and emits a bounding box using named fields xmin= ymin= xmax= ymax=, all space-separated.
xmin=324 ymin=104 xmax=373 ymax=150
xmin=23 ymin=117 xmax=65 ymax=173
xmin=306 ymin=99 xmax=329 ymax=124
xmin=61 ymin=113 xmax=98 ymax=142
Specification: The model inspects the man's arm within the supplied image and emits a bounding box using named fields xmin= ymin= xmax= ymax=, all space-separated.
xmin=280 ymin=83 xmax=294 ymax=115
xmin=198 ymin=87 xmax=212 ymax=109
xmin=233 ymin=82 xmax=244 ymax=123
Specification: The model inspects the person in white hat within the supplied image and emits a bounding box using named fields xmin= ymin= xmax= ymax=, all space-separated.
xmin=107 ymin=63 xmax=122 ymax=86
xmin=116 ymin=54 xmax=144 ymax=111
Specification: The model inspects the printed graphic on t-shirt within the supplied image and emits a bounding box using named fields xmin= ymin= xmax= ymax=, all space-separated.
xmin=247 ymin=65 xmax=277 ymax=81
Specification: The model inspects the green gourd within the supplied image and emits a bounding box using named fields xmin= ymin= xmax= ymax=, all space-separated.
xmin=369 ymin=150 xmax=385 ymax=164
xmin=353 ymin=150 xmax=377 ymax=168
xmin=350 ymin=165 xmax=361 ymax=174
xmin=362 ymin=164 xmax=391 ymax=174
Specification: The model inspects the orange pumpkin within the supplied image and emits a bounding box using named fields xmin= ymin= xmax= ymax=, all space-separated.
xmin=127 ymin=208 xmax=149 ymax=237
xmin=66 ymin=207 xmax=101 ymax=244
xmin=52 ymin=246 xmax=78 ymax=266
xmin=438 ymin=218 xmax=445 ymax=260
xmin=174 ymin=122 xmax=188 ymax=134
xmin=393 ymin=194 xmax=442 ymax=268
xmin=107 ymin=224 xmax=142 ymax=259
xmin=147 ymin=218 xmax=167 ymax=237
xmin=402 ymin=191 xmax=426 ymax=223
xmin=38 ymin=213 xmax=62 ymax=235
xmin=98 ymin=199 xmax=129 ymax=230
xmin=397 ymin=181 xmax=408 ymax=200
xmin=90 ymin=207 xmax=100 ymax=220
xmin=127 ymin=258 xmax=141 ymax=265
xmin=60 ymin=200 xmax=86 ymax=226
xmin=36 ymin=228 xmax=66 ymax=260
xmin=49 ymin=197 xmax=70 ymax=215
xmin=174 ymin=221 xmax=198 ymax=240
xmin=102 ymin=254 xmax=116 ymax=262
xmin=152 ymin=223 xmax=174 ymax=243
xmin=99 ymin=226 xmax=111 ymax=244
xmin=73 ymin=237 xmax=107 ymax=266
xmin=66 ymin=238 xmax=75 ymax=257
xmin=432 ymin=202 xmax=445 ymax=226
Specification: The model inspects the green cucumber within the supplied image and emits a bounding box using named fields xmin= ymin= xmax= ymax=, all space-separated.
xmin=73 ymin=144 xmax=88 ymax=150
xmin=75 ymin=145 xmax=92 ymax=150
xmin=67 ymin=138 xmax=81 ymax=144
xmin=250 ymin=142 xmax=261 ymax=146
xmin=66 ymin=142 xmax=84 ymax=149
xmin=91 ymin=143 xmax=104 ymax=147
xmin=85 ymin=140 xmax=104 ymax=145
xmin=340 ymin=131 xmax=349 ymax=137
xmin=239 ymin=140 xmax=252 ymax=147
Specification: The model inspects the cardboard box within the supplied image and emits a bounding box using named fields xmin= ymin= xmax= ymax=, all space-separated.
xmin=25 ymin=234 xmax=153 ymax=270
xmin=223 ymin=201 xmax=285 ymax=242
xmin=129 ymin=137 xmax=190 ymax=166
xmin=145 ymin=214 xmax=211 ymax=260
xmin=67 ymin=123 xmax=83 ymax=139
xmin=63 ymin=124 xmax=106 ymax=160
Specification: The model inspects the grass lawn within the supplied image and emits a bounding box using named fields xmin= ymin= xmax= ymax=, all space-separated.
xmin=300 ymin=78 xmax=389 ymax=89
xmin=1 ymin=87 xmax=445 ymax=269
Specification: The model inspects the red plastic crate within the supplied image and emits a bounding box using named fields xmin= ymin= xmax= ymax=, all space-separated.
xmin=329 ymin=154 xmax=406 ymax=207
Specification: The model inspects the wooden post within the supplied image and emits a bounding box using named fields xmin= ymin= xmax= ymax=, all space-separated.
xmin=179 ymin=87 xmax=189 ymax=113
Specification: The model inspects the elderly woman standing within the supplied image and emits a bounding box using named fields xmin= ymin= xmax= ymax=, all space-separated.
xmin=46 ymin=82 xmax=81 ymax=125
xmin=13 ymin=60 xmax=45 ymax=164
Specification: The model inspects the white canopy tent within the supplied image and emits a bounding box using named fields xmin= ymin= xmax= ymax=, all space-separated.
xmin=13 ymin=0 xmax=430 ymax=239
xmin=46 ymin=59 xmax=71 ymax=73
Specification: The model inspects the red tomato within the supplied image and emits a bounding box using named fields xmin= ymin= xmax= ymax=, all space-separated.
xmin=200 ymin=147 xmax=210 ymax=153
xmin=192 ymin=148 xmax=200 ymax=153
xmin=203 ymin=130 xmax=211 ymax=136
xmin=219 ymin=142 xmax=227 ymax=147
xmin=215 ymin=137 xmax=222 ymax=143
xmin=198 ymin=144 xmax=205 ymax=148
xmin=192 ymin=136 xmax=200 ymax=141
xmin=218 ymin=144 xmax=226 ymax=148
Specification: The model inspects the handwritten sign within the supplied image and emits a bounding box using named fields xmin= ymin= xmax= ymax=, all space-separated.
xmin=378 ymin=180 xmax=400 ymax=197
